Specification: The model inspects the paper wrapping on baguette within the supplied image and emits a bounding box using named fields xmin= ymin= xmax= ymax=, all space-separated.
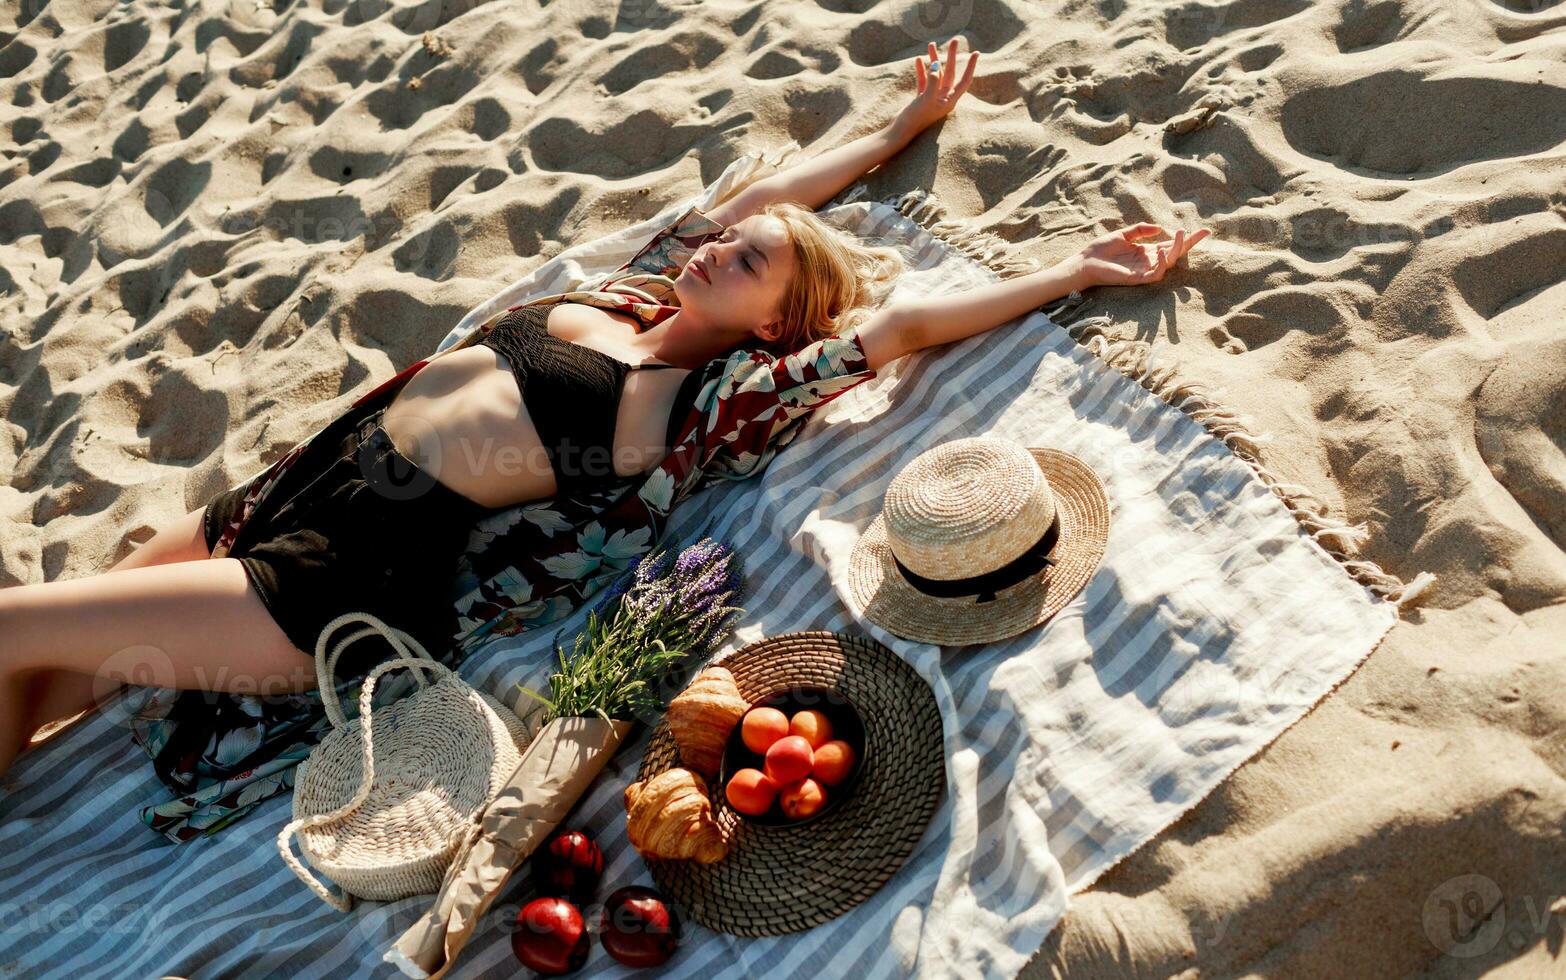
xmin=624 ymin=768 xmax=729 ymax=864
xmin=386 ymin=716 xmax=634 ymax=979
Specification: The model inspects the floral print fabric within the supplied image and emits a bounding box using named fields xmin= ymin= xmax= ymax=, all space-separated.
xmin=128 ymin=204 xmax=880 ymax=842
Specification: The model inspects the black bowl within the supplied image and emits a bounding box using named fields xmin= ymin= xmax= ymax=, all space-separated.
xmin=716 ymin=685 xmax=867 ymax=828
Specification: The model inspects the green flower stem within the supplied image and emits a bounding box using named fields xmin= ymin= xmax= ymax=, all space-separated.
xmin=517 ymin=543 xmax=745 ymax=725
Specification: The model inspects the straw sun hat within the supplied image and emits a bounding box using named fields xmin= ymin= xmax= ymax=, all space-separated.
xmin=847 ymin=437 xmax=1110 ymax=646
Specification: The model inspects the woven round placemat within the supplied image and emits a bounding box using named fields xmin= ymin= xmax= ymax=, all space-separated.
xmin=633 ymin=630 xmax=945 ymax=936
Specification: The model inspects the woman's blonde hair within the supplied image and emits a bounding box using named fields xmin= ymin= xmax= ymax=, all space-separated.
xmin=755 ymin=200 xmax=906 ymax=356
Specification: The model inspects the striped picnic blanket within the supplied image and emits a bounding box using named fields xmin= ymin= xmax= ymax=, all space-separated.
xmin=0 ymin=144 xmax=1405 ymax=979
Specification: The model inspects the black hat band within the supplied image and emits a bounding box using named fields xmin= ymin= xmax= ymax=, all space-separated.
xmin=890 ymin=515 xmax=1061 ymax=603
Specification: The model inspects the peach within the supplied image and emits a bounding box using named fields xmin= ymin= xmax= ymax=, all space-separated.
xmin=741 ymin=707 xmax=790 ymax=754
xmin=811 ymin=740 xmax=856 ymax=787
xmin=788 ymin=709 xmax=834 ymax=749
xmin=725 ymin=768 xmax=777 ymax=817
xmin=763 ymin=735 xmax=814 ymax=785
xmin=779 ymin=778 xmax=826 ymax=820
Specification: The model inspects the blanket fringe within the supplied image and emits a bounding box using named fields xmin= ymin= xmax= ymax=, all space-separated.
xmin=886 ymin=188 xmax=1041 ymax=279
xmin=840 ymin=181 xmax=1433 ymax=613
xmin=1038 ymin=298 xmax=1433 ymax=614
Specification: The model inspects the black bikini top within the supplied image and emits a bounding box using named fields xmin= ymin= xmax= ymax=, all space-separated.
xmin=476 ymin=301 xmax=706 ymax=493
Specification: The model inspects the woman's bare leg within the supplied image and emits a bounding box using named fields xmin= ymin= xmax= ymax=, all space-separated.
xmin=0 ymin=546 xmax=317 ymax=777
xmin=19 ymin=505 xmax=217 ymax=750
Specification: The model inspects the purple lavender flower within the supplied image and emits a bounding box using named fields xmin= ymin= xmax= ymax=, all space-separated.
xmin=677 ymin=566 xmax=724 ymax=607
xmin=709 ymin=541 xmax=740 ymax=579
xmin=674 ymin=539 xmax=720 ymax=578
xmin=687 ymin=606 xmax=727 ymax=650
xmin=634 ymin=549 xmax=674 ymax=586
xmin=690 ymin=596 xmax=734 ymax=643
xmin=625 ymin=580 xmax=677 ymax=621
xmin=523 ymin=534 xmax=748 ymax=721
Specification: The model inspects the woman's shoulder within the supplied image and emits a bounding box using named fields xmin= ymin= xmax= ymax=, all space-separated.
xmin=695 ymin=328 xmax=875 ymax=426
xmin=730 ymin=328 xmax=872 ymax=378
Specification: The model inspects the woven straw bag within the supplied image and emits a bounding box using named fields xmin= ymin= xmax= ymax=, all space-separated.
xmin=277 ymin=611 xmax=531 ymax=911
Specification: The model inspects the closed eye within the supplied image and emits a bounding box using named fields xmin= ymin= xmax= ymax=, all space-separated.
xmin=721 ymin=231 xmax=758 ymax=277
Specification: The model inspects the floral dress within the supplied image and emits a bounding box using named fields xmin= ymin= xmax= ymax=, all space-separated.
xmin=127 ymin=204 xmax=881 ymax=842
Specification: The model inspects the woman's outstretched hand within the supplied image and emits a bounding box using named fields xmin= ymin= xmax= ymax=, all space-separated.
xmin=1069 ymin=224 xmax=1213 ymax=289
xmin=891 ymin=38 xmax=980 ymax=140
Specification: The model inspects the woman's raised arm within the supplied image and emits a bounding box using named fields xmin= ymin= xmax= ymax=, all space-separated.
xmin=897 ymin=223 xmax=1213 ymax=356
xmin=707 ymin=38 xmax=981 ymax=225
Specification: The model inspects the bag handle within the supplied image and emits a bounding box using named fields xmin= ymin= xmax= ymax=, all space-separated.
xmin=276 ymin=649 xmax=450 ymax=911
xmin=314 ymin=611 xmax=444 ymax=730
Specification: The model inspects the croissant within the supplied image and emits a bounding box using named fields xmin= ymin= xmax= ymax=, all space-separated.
xmin=667 ymin=666 xmax=749 ymax=779
xmin=624 ymin=768 xmax=729 ymax=864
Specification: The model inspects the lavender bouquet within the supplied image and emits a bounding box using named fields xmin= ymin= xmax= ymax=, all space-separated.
xmin=520 ymin=537 xmax=747 ymax=726
xmin=389 ymin=538 xmax=746 ymax=979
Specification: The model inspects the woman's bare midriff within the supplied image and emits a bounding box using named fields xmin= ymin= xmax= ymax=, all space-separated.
xmin=379 ymin=303 xmax=693 ymax=510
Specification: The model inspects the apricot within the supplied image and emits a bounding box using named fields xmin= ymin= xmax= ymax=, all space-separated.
xmin=788 ymin=709 xmax=834 ymax=749
xmin=725 ymin=768 xmax=777 ymax=817
xmin=811 ymin=739 xmax=856 ymax=787
xmin=779 ymin=778 xmax=826 ymax=820
xmin=741 ymin=707 xmax=790 ymax=754
xmin=763 ymin=735 xmax=814 ymax=785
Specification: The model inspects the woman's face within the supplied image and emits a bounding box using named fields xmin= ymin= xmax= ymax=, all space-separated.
xmin=674 ymin=214 xmax=798 ymax=344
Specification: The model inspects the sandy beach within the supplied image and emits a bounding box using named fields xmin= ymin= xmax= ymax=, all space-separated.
xmin=3 ymin=0 xmax=1564 ymax=973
